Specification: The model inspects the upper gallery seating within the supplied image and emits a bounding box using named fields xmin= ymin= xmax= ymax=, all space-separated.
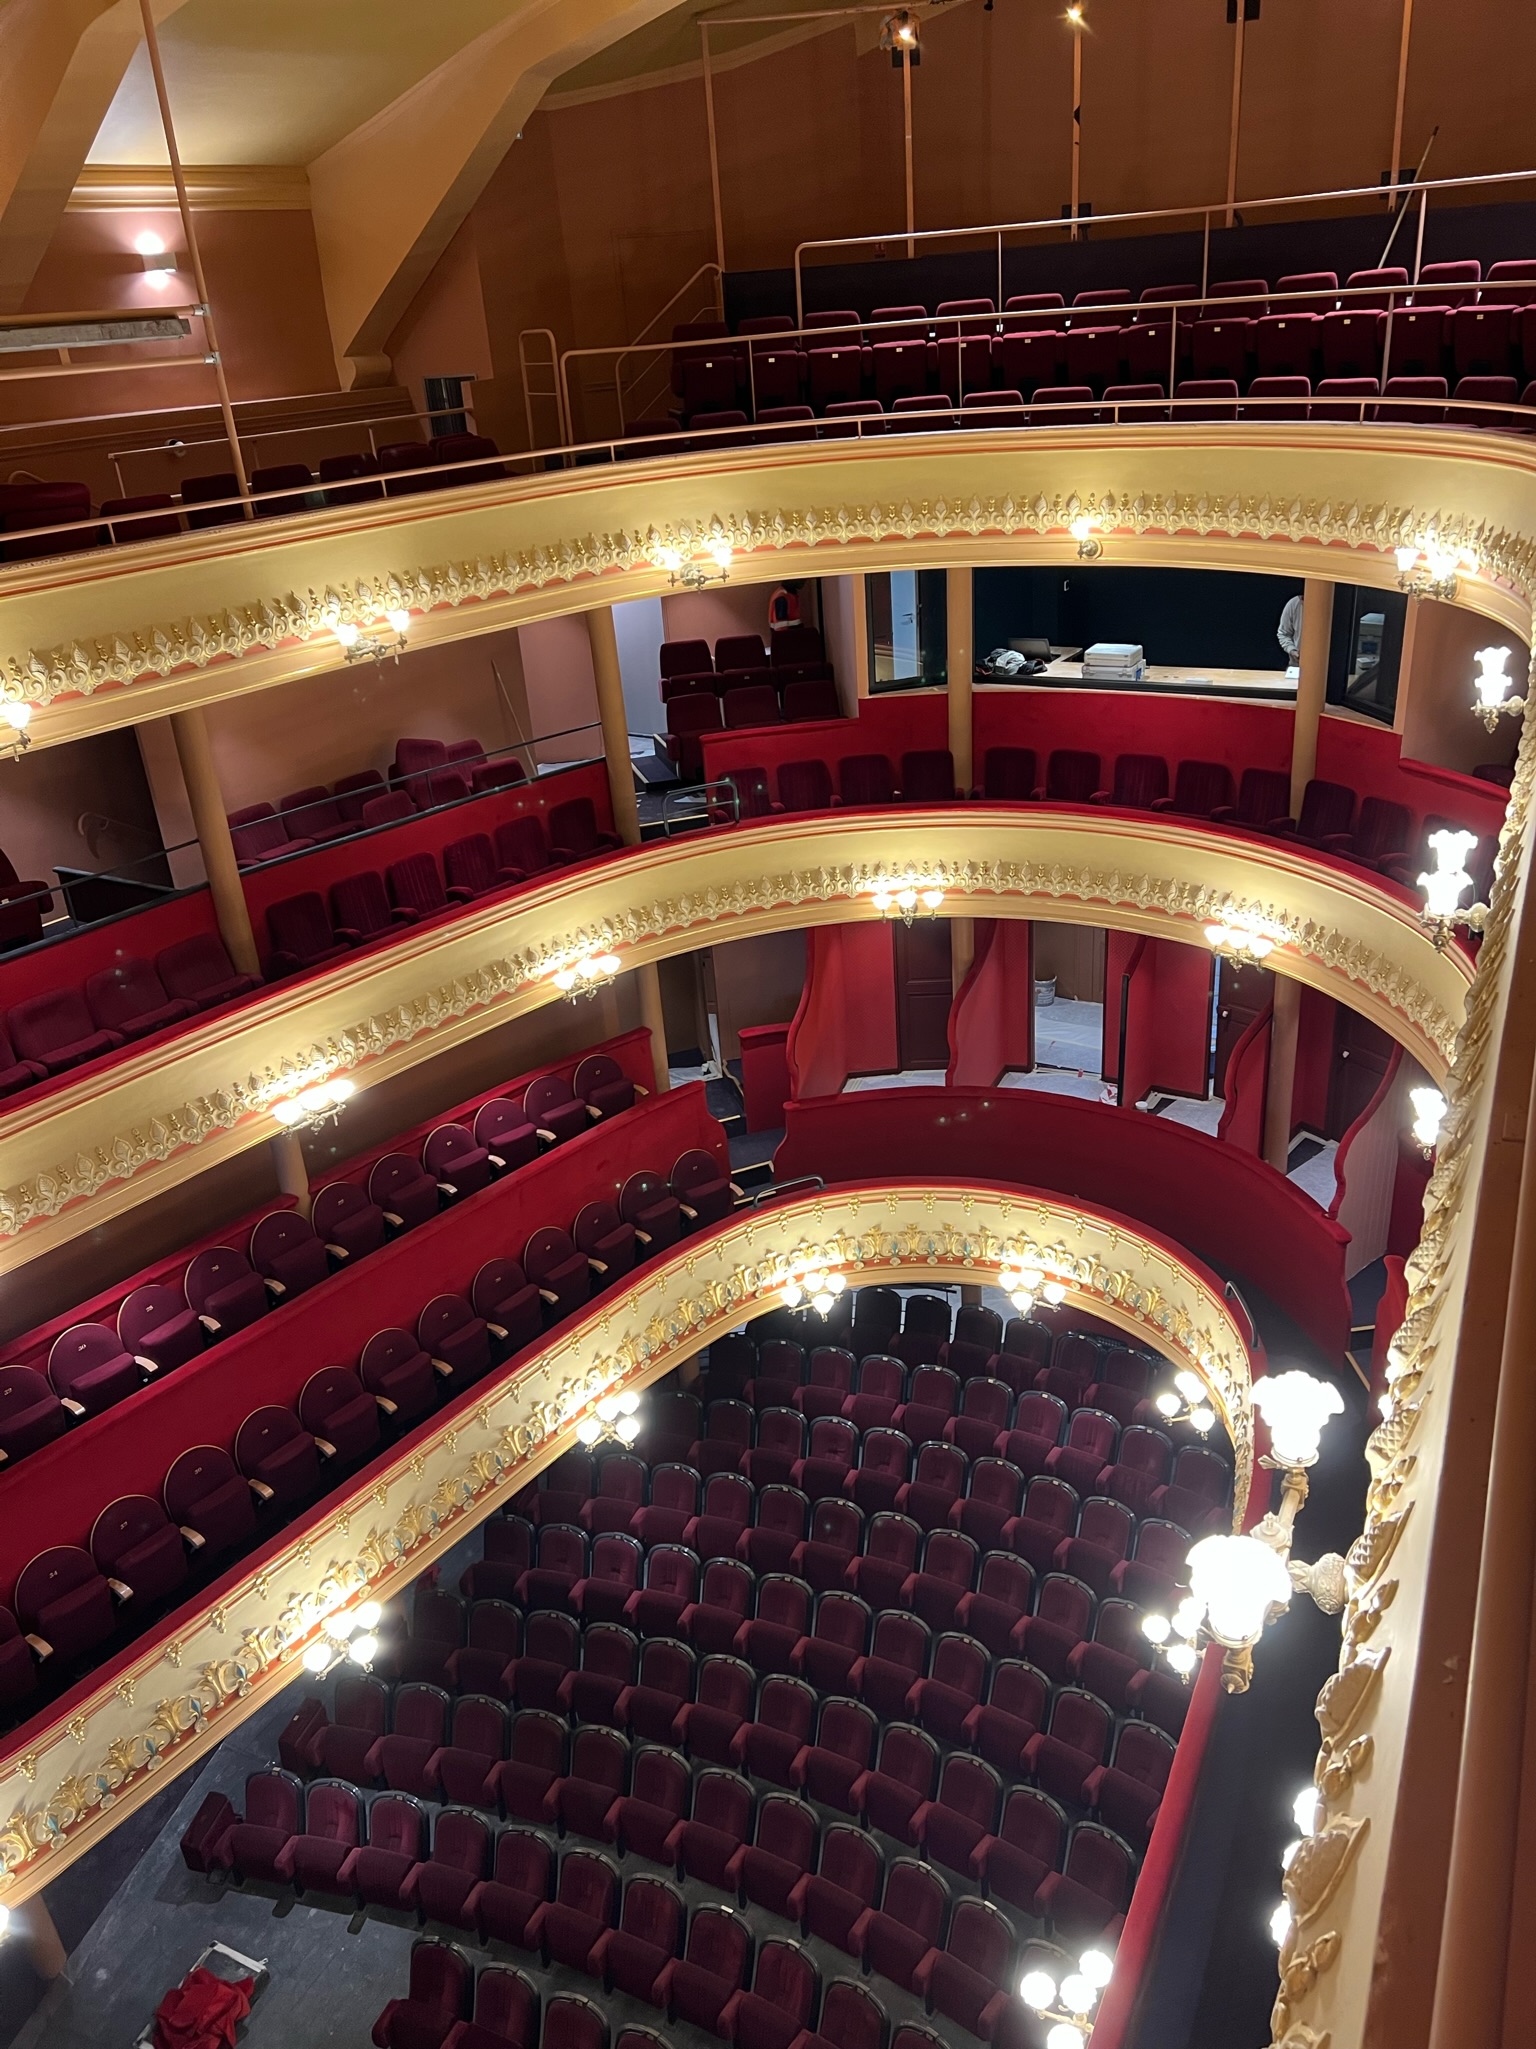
xmin=177 ymin=1291 xmax=1242 ymax=2046
xmin=656 ymin=629 xmax=843 ymax=781
xmin=0 ymin=1046 xmax=737 ymax=1727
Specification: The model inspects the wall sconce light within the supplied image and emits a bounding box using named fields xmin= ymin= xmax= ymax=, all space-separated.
xmin=1153 ymin=1369 xmax=1218 ymax=1436
xmin=654 ymin=537 xmax=733 ymax=590
xmin=576 ymin=1390 xmax=642 ymax=1447
xmin=1144 ymin=1370 xmax=1346 ymax=1693
xmin=998 ymin=1258 xmax=1068 ymax=1315
xmin=1418 ymin=827 xmax=1489 ymax=947
xmin=301 ymin=1600 xmax=383 ymax=1674
xmin=1470 ymin=645 xmax=1525 ymax=731
xmin=135 ymin=231 xmax=178 ymax=286
xmin=1394 ymin=536 xmax=1474 ymax=600
xmin=1065 ymin=4 xmax=1086 ymax=24
xmin=333 ymin=608 xmax=411 ymax=664
xmin=271 ymin=1076 xmax=356 ymax=1132
xmin=1068 ymin=514 xmax=1101 ymax=559
xmin=880 ymin=10 xmax=922 ymax=60
xmin=0 ymin=702 xmax=31 ymax=761
xmin=1018 ymin=1949 xmax=1114 ymax=2048
xmin=774 ymin=1253 xmax=848 ymax=1314
xmin=864 ymin=873 xmax=945 ymax=924
xmin=551 ymin=952 xmax=622 ymax=1001
xmin=1409 ymin=1085 xmax=1447 ymax=1153
xmin=1203 ymin=911 xmax=1277 ymax=962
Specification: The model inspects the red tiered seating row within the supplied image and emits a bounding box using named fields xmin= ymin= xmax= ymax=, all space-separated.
xmin=657 ymin=629 xmax=842 ymax=782
xmin=0 ymin=1081 xmax=732 ymax=1729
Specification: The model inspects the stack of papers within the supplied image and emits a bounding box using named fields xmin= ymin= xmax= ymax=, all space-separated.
xmin=1082 ymin=641 xmax=1145 ymax=681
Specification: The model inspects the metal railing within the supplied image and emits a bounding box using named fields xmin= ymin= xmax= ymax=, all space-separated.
xmin=791 ymin=162 xmax=1536 ymax=321
xmin=518 ymin=328 xmax=569 ymax=447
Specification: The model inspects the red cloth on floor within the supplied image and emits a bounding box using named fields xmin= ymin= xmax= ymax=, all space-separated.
xmin=154 ymin=1967 xmax=254 ymax=2049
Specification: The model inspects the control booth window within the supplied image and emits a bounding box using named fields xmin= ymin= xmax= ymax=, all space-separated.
xmin=867 ymin=570 xmax=949 ymax=690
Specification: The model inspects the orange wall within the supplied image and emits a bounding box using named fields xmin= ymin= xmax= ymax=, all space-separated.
xmin=0 ymin=726 xmax=164 ymax=896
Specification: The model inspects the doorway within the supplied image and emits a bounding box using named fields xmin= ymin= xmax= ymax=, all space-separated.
xmin=894 ymin=919 xmax=954 ymax=1068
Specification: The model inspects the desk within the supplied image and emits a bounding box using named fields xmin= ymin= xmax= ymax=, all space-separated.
xmin=1024 ymin=659 xmax=1298 ymax=701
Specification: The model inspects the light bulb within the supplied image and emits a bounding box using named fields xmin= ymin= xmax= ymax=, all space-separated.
xmin=297 ymin=1087 xmax=330 ymax=1114
xmin=1166 ymin=1641 xmax=1199 ymax=1676
xmin=618 ymin=1391 xmax=640 ymax=1414
xmin=386 ymin=607 xmax=411 ymax=635
xmin=598 ymin=954 xmax=621 ymax=975
xmin=272 ymin=1099 xmax=306 ymax=1126
xmin=1154 ymin=1392 xmax=1181 ymax=1419
xmin=3 ymin=702 xmax=31 ymax=732
xmin=332 ymin=1076 xmax=356 ymax=1102
xmin=1189 ymin=1405 xmax=1216 ymax=1434
xmin=1187 ymin=1531 xmax=1293 ymax=1647
xmin=872 ymin=891 xmax=893 ymax=911
xmin=812 ymin=1291 xmax=834 ymax=1314
xmin=1042 ymin=1280 xmax=1067 ymax=1304
xmin=782 ymin=1283 xmax=804 ymax=1308
xmin=355 ymin=1602 xmax=382 ymax=1630
xmin=597 ymin=1396 xmax=620 ymax=1423
xmin=896 ymin=888 xmax=918 ymax=910
xmin=348 ymin=1632 xmax=378 ymax=1666
xmin=1019 ymin=1971 xmax=1057 ymax=2011
xmin=1173 ymin=1597 xmax=1203 ymax=1636
xmin=303 ymin=1641 xmax=332 ymax=1672
xmin=827 ymin=1274 xmax=846 ymax=1295
xmin=1068 ymin=513 xmax=1093 ymax=541
xmin=921 ymin=889 xmax=944 ymax=910
xmin=1142 ymin=1613 xmax=1171 ymax=1644
xmin=1270 ymin=1900 xmax=1292 ymax=1947
xmin=1472 ymin=645 xmax=1513 ymax=709
xmin=656 ymin=545 xmax=684 ymax=573
xmin=1410 ymin=1086 xmax=1446 ymax=1150
xmin=1046 ymin=2026 xmax=1086 ymax=2049
xmin=1293 ymin=1786 xmax=1322 ymax=1835
xmin=1174 ymin=1369 xmax=1204 ymax=1401
xmin=135 ymin=231 xmax=166 ymax=257
xmin=334 ymin=621 xmax=361 ymax=649
xmin=1395 ymin=543 xmax=1421 ymax=573
xmin=1280 ymin=1838 xmax=1302 ymax=1871
xmin=1251 ymin=1371 xmax=1345 ymax=1469
xmin=577 ymin=1417 xmax=602 ymax=1445
xmin=707 ymin=539 xmax=733 ymax=570
xmin=1059 ymin=1974 xmax=1096 ymax=2015
xmin=0 ymin=1902 xmax=11 ymax=1936
xmin=553 ymin=967 xmax=578 ymax=991
xmin=616 ymin=1415 xmax=641 ymax=1443
xmin=1078 ymin=1950 xmax=1113 ymax=1990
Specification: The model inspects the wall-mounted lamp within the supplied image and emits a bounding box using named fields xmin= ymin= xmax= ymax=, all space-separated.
xmin=1395 ymin=536 xmax=1475 ymax=600
xmin=997 ymin=1258 xmax=1068 ymax=1316
xmin=864 ymin=873 xmax=945 ymax=923
xmin=551 ymin=952 xmax=622 ymax=1001
xmin=301 ymin=1600 xmax=383 ymax=1675
xmin=1068 ymin=514 xmax=1101 ymax=559
xmin=135 ymin=231 xmax=178 ymax=286
xmin=1144 ymin=1370 xmax=1346 ymax=1692
xmin=334 ymin=608 xmax=411 ymax=664
xmin=1203 ymin=911 xmax=1277 ymax=962
xmin=1418 ymin=827 xmax=1489 ymax=947
xmin=1152 ymin=1369 xmax=1218 ymax=1436
xmin=0 ymin=702 xmax=31 ymax=761
xmin=1019 ymin=1948 xmax=1114 ymax=2048
xmin=1470 ymin=644 xmax=1525 ymax=732
xmin=773 ymin=1251 xmax=848 ymax=1314
xmin=271 ymin=1076 xmax=356 ymax=1132
xmin=880 ymin=10 xmax=922 ymax=61
xmin=1409 ymin=1085 xmax=1447 ymax=1153
xmin=654 ymin=538 xmax=733 ymax=590
xmin=577 ymin=1390 xmax=642 ymax=1447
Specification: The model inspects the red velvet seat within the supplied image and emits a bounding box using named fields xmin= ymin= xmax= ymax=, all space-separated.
xmin=8 ymin=986 xmax=122 ymax=1074
xmin=426 ymin=1695 xmax=511 ymax=1806
xmin=0 ymin=1603 xmax=39 ymax=1708
xmin=249 ymin=1209 xmax=331 ymax=1299
xmin=1035 ymin=1822 xmax=1133 ymax=1939
xmin=732 ymin=1673 xmax=815 ymax=1785
xmin=525 ymin=1225 xmax=590 ymax=1320
xmin=850 ymin=1720 xmax=938 ymax=1840
xmin=89 ymin=1492 xmax=187 ymax=1606
xmin=1046 ymin=1408 xmax=1119 ymax=1494
xmin=946 ymin=1378 xmax=1013 ymax=1462
xmin=1023 ymin=1686 xmax=1114 ymax=1805
xmin=913 ymin=1751 xmax=1002 ymax=1877
xmin=186 ymin=1244 xmax=269 ymax=1338
xmin=419 ymin=1294 xmax=494 ymax=1388
xmin=656 ymin=1904 xmax=752 ymax=2035
xmin=1082 ymin=1719 xmax=1176 ymax=1846
xmin=914 ymin=1896 xmax=1016 ymax=2040
xmin=787 ymin=1983 xmax=884 ymax=2049
xmin=464 ymin=1826 xmax=553 ymax=1945
xmin=674 ymin=1652 xmax=754 ymax=1764
xmin=1012 ymin=1572 xmax=1095 ymax=1682
xmin=897 ymin=1441 xmax=970 ymax=1534
xmin=371 ymin=1938 xmax=472 ymax=2049
xmin=548 ymin=797 xmax=620 ymax=862
xmin=84 ymin=957 xmax=195 ymax=1042
xmin=162 ymin=1444 xmax=257 ymax=1557
xmin=964 ymin=1656 xmax=1050 ymax=1774
xmin=46 ymin=1323 xmax=139 ymax=1417
xmin=591 ymin=1875 xmax=685 ymax=2004
xmin=742 ymin=1411 xmax=805 ymax=1492
xmin=776 ymin=759 xmax=835 ymax=812
xmin=216 ymin=1768 xmax=303 ymax=1884
xmin=849 ymin=1609 xmax=932 ymax=1720
xmin=341 ymin=1791 xmax=428 ymax=1908
xmin=681 ymin=1471 xmax=753 ymax=1560
xmin=310 ymin=1181 xmax=387 ymax=1265
xmin=852 ymin=1856 xmax=949 ymax=1992
xmin=235 ymin=1403 xmax=321 ymax=1506
xmin=369 ymin=1151 xmax=441 ymax=1232
xmin=488 ymin=1709 xmax=568 ymax=1822
xmin=1006 ymin=1475 xmax=1080 ymax=1576
xmin=440 ymin=1966 xmax=537 ymax=2049
xmin=1110 ymin=1517 xmax=1190 ymax=1611
xmin=691 ymin=1399 xmax=753 ymax=1479
xmin=680 ymin=1556 xmax=755 ymax=1656
xmin=908 ymin=1629 xmax=989 ymax=1743
xmin=719 ymin=1939 xmax=818 ymax=2049
xmin=374 ymin=1582 xmax=466 ymax=1687
xmin=843 ymin=1356 xmax=905 ymax=1433
xmin=277 ymin=1775 xmax=366 ymax=1894
xmin=616 ymin=1635 xmax=696 ymax=1743
xmin=608 ymin=1744 xmax=690 ymax=1861
xmin=369 ymin=1684 xmax=451 ymax=1797
xmin=423 ymin=1122 xmax=494 ymax=1201
xmin=359 ymin=1327 xmax=438 ymax=1423
xmin=847 ymin=1510 xmax=920 ymax=1610
xmin=529 ymin=1848 xmax=619 ymax=1971
xmin=444 ymin=1599 xmax=522 ymax=1698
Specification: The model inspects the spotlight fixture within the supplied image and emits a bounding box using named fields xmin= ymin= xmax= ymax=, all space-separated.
xmin=1470 ymin=644 xmax=1525 ymax=731
xmin=1152 ymin=1368 xmax=1218 ymax=1436
xmin=1417 ymin=827 xmax=1489 ymax=947
xmin=270 ymin=1075 xmax=356 ymax=1133
xmin=880 ymin=10 xmax=922 ymax=58
xmin=332 ymin=607 xmax=412 ymax=664
xmin=1018 ymin=1947 xmax=1113 ymax=2047
xmin=135 ymin=231 xmax=178 ymax=285
xmin=864 ymin=873 xmax=946 ymax=924
xmin=576 ymin=1389 xmax=643 ymax=1448
xmin=301 ymin=1599 xmax=384 ymax=1675
xmin=1394 ymin=536 xmax=1474 ymax=601
xmin=1203 ymin=911 xmax=1277 ymax=962
xmin=653 ymin=536 xmax=733 ymax=590
xmin=1409 ymin=1084 xmax=1447 ymax=1154
xmin=997 ymin=1257 xmax=1068 ymax=1316
xmin=0 ymin=701 xmax=32 ymax=761
xmin=1144 ymin=1370 xmax=1346 ymax=1692
xmin=1068 ymin=514 xmax=1101 ymax=559
xmin=1065 ymin=4 xmax=1086 ymax=23
xmin=550 ymin=952 xmax=623 ymax=1001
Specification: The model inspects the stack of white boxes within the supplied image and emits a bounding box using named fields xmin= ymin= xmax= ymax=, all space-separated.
xmin=1081 ymin=641 xmax=1146 ymax=682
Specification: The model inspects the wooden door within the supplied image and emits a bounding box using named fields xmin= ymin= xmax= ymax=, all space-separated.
xmin=1326 ymin=1007 xmax=1393 ymax=1137
xmin=1214 ymin=959 xmax=1274 ymax=1092
xmin=894 ymin=919 xmax=954 ymax=1069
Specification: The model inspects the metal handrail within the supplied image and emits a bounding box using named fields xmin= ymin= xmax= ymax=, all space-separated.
xmin=791 ymin=162 xmax=1536 ymax=321
xmin=566 ymin=260 xmax=724 ymax=440
xmin=751 ymin=1175 xmax=824 ymax=1208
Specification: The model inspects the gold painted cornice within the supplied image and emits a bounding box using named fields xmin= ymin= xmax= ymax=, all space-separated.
xmin=2 ymin=424 xmax=1532 ymax=746
xmin=0 ymin=1180 xmax=1254 ymax=1907
xmin=0 ymin=809 xmax=1469 ymax=1271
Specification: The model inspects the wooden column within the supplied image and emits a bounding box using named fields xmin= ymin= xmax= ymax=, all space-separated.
xmin=1291 ymin=578 xmax=1335 ymax=809
xmin=1261 ymin=976 xmax=1300 ymax=1170
xmin=169 ymin=707 xmax=259 ymax=976
xmin=587 ymin=606 xmax=668 ymax=1089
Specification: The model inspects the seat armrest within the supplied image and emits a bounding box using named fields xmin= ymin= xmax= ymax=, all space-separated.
xmin=107 ymin=1577 xmax=133 ymax=1602
xmin=133 ymin=1354 xmax=161 ymax=1374
xmin=679 ymin=1202 xmax=699 ymax=1220
xmin=390 ymin=906 xmax=420 ymax=924
xmin=536 ymin=1127 xmax=558 ymax=1144
xmin=383 ymin=1211 xmax=404 ymax=1227
xmin=729 ymin=1181 xmax=746 ymax=1198
xmin=586 ymin=1104 xmax=604 ymax=1120
xmin=325 ymin=1243 xmax=350 ymax=1261
xmin=334 ymin=925 xmax=363 ymax=945
xmin=180 ymin=1526 xmax=206 ymax=1550
xmin=264 ymin=1277 xmax=286 ymax=1298
xmin=1266 ymin=816 xmax=1299 ymax=835
xmin=436 ymin=1181 xmax=459 ymax=1197
xmin=1208 ymin=803 xmax=1236 ymax=822
xmin=198 ymin=1314 xmax=221 ymax=1334
xmin=487 ymin=1153 xmax=506 ymax=1170
xmin=445 ymin=886 xmax=476 ymax=903
xmin=61 ymin=1397 xmax=87 ymax=1417
xmin=487 ymin=1322 xmax=508 ymax=1341
xmin=634 ymin=1083 xmax=649 ymax=1097
xmin=248 ymin=1479 xmax=275 ymax=1502
xmin=634 ymin=1229 xmax=653 ymax=1245
xmin=588 ymin=1258 xmax=609 ymax=1274
xmin=538 ymin=1288 xmax=560 ymax=1305
xmin=432 ymin=1357 xmax=455 ymax=1378
xmin=1149 ymin=796 xmax=1174 ymax=810
xmin=314 ymin=1437 xmax=337 ymax=1460
xmin=24 ymin=1633 xmax=52 ymax=1660
xmin=1317 ymin=831 xmax=1354 ymax=855
xmin=1090 ymin=789 xmax=1112 ymax=804
xmin=373 ymin=1395 xmax=398 ymax=1416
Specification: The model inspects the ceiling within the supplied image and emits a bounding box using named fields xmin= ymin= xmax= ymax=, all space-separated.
xmin=86 ymin=0 xmax=528 ymax=166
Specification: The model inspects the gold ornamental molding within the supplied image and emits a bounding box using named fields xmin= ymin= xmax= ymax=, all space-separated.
xmin=2 ymin=424 xmax=1534 ymax=746
xmin=0 ymin=809 xmax=1470 ymax=1271
xmin=0 ymin=1180 xmax=1255 ymax=1907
